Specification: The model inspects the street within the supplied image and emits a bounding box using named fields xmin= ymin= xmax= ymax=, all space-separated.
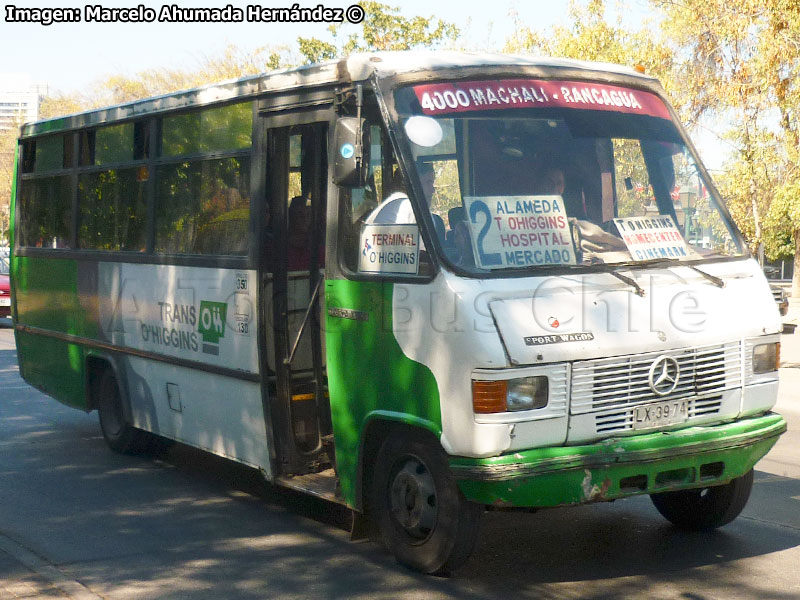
xmin=1 ymin=316 xmax=799 ymax=599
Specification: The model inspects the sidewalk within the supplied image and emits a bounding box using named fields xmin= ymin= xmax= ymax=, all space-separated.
xmin=0 ymin=532 xmax=102 ymax=600
xmin=0 ymin=546 xmax=70 ymax=599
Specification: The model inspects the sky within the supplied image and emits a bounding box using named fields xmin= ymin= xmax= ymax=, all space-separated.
xmin=1 ymin=0 xmax=657 ymax=92
xmin=0 ymin=0 xmax=726 ymax=167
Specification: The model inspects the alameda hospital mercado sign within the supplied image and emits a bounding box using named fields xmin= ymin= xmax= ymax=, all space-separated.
xmin=464 ymin=195 xmax=576 ymax=269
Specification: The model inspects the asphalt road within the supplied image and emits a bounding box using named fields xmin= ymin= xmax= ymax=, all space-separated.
xmin=1 ymin=315 xmax=799 ymax=599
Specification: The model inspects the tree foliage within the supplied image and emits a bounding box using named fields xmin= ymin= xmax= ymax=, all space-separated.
xmin=505 ymin=0 xmax=674 ymax=97
xmin=298 ymin=1 xmax=459 ymax=63
xmin=0 ymin=126 xmax=16 ymax=245
xmin=651 ymin=0 xmax=800 ymax=294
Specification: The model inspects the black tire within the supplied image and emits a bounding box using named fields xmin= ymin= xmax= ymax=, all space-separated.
xmin=371 ymin=429 xmax=482 ymax=574
xmin=650 ymin=469 xmax=754 ymax=530
xmin=97 ymin=369 xmax=147 ymax=454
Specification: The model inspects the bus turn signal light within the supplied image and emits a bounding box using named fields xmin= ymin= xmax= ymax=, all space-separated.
xmin=472 ymin=380 xmax=508 ymax=413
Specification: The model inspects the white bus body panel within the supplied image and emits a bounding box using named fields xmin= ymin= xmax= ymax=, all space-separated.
xmin=97 ymin=263 xmax=258 ymax=372
xmin=96 ymin=263 xmax=272 ymax=475
xmin=125 ymin=358 xmax=270 ymax=472
xmin=392 ymin=257 xmax=781 ymax=458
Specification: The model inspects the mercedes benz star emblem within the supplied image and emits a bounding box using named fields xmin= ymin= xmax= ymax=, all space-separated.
xmin=648 ymin=355 xmax=680 ymax=396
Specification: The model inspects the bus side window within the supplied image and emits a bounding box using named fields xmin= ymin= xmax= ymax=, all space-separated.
xmin=155 ymin=102 xmax=253 ymax=256
xmin=338 ymin=123 xmax=435 ymax=278
xmin=338 ymin=123 xmax=385 ymax=273
xmin=19 ymin=134 xmax=74 ymax=249
xmin=19 ymin=176 xmax=72 ymax=249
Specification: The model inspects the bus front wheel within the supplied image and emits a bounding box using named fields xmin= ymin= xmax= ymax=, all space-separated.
xmin=97 ymin=370 xmax=146 ymax=454
xmin=650 ymin=469 xmax=754 ymax=530
xmin=371 ymin=429 xmax=482 ymax=574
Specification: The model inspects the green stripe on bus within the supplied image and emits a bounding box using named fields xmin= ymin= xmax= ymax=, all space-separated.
xmin=325 ymin=279 xmax=441 ymax=508
xmin=13 ymin=257 xmax=95 ymax=410
xmin=452 ymin=413 xmax=785 ymax=507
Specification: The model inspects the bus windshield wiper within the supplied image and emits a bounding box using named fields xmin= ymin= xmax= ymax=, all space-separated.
xmin=606 ymin=270 xmax=646 ymax=297
xmin=590 ymin=264 xmax=646 ymax=297
xmin=492 ymin=262 xmax=648 ymax=295
xmin=623 ymin=258 xmax=725 ymax=288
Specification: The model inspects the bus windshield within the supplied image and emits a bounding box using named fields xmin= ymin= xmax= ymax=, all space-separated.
xmin=392 ymin=79 xmax=745 ymax=273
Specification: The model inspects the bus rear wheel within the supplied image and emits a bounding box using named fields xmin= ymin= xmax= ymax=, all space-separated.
xmin=97 ymin=369 xmax=147 ymax=454
xmin=371 ymin=429 xmax=482 ymax=575
xmin=650 ymin=469 xmax=754 ymax=530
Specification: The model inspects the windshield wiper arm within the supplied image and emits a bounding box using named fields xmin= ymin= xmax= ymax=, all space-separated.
xmin=592 ymin=266 xmax=645 ymax=297
xmin=625 ymin=258 xmax=725 ymax=288
xmin=540 ymin=261 xmax=646 ymax=296
xmin=687 ymin=264 xmax=724 ymax=288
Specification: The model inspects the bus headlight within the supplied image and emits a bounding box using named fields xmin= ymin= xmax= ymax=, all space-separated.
xmin=753 ymin=342 xmax=780 ymax=373
xmin=472 ymin=376 xmax=549 ymax=413
xmin=507 ymin=376 xmax=549 ymax=411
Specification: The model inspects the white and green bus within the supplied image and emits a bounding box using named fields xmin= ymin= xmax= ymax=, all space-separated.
xmin=9 ymin=52 xmax=786 ymax=573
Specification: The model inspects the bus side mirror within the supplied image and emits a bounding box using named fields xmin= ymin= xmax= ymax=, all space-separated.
xmin=333 ymin=117 xmax=369 ymax=187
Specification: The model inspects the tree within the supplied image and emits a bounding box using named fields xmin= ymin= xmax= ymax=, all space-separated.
xmin=653 ymin=0 xmax=772 ymax=269
xmin=39 ymin=93 xmax=91 ymax=120
xmin=756 ymin=0 xmax=800 ymax=299
xmin=764 ymin=179 xmax=800 ymax=270
xmin=0 ymin=126 xmax=21 ymax=246
xmin=90 ymin=44 xmax=293 ymax=106
xmin=764 ymin=142 xmax=800 ymax=298
xmin=504 ymin=0 xmax=674 ymax=93
xmin=505 ymin=0 xmax=800 ymax=295
xmin=298 ymin=1 xmax=459 ymax=63
xmin=653 ymin=0 xmax=800 ymax=298
xmin=716 ymin=128 xmax=780 ymax=248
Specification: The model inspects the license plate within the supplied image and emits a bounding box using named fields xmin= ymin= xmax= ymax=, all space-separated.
xmin=633 ymin=399 xmax=688 ymax=431
xmin=0 ymin=298 xmax=9 ymax=306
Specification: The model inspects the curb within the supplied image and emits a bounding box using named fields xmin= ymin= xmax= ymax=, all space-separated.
xmin=0 ymin=534 xmax=102 ymax=600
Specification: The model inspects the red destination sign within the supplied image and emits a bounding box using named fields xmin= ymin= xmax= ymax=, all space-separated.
xmin=413 ymin=79 xmax=671 ymax=120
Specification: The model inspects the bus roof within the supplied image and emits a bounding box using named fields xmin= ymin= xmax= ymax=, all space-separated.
xmin=20 ymin=51 xmax=660 ymax=138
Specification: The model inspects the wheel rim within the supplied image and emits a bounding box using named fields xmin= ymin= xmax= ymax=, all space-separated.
xmin=388 ymin=457 xmax=438 ymax=542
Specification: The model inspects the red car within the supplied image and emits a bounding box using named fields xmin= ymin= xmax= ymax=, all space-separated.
xmin=0 ymin=272 xmax=10 ymax=319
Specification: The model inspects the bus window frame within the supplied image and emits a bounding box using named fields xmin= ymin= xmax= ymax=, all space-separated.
xmin=13 ymin=99 xmax=260 ymax=270
xmin=374 ymin=71 xmax=752 ymax=280
xmin=331 ymin=102 xmax=440 ymax=285
xmin=17 ymin=135 xmax=77 ymax=251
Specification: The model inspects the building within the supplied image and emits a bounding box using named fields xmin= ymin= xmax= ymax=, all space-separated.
xmin=0 ymin=74 xmax=46 ymax=131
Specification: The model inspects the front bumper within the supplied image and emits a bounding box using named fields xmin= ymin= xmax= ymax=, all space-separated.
xmin=451 ymin=413 xmax=786 ymax=508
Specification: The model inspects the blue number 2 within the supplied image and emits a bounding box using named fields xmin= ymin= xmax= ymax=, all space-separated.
xmin=469 ymin=200 xmax=502 ymax=266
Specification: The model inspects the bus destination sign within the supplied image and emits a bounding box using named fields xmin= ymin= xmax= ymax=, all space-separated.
xmin=413 ymin=79 xmax=671 ymax=120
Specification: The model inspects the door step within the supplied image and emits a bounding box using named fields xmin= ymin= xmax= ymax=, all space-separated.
xmin=275 ymin=468 xmax=344 ymax=504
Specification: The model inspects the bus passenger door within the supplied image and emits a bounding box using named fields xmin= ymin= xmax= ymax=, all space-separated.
xmin=263 ymin=120 xmax=331 ymax=477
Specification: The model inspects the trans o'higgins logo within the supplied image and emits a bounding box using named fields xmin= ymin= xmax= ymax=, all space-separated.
xmin=197 ymin=301 xmax=227 ymax=355
xmin=139 ymin=299 xmax=227 ymax=356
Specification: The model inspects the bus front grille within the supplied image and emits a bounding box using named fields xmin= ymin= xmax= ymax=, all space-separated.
xmin=570 ymin=342 xmax=741 ymax=435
